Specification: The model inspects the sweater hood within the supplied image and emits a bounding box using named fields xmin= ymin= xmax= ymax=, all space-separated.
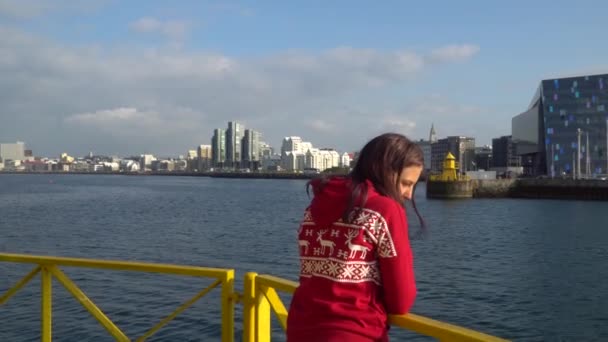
xmin=309 ymin=177 xmax=351 ymax=228
xmin=309 ymin=177 xmax=381 ymax=227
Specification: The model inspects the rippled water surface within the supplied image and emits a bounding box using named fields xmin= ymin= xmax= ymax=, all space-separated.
xmin=1 ymin=174 xmax=607 ymax=341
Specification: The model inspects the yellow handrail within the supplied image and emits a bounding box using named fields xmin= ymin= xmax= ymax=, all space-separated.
xmin=0 ymin=253 xmax=235 ymax=342
xmin=243 ymin=272 xmax=510 ymax=342
xmin=2 ymin=253 xmax=510 ymax=342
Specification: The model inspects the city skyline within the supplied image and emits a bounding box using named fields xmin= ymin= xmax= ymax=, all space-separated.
xmin=0 ymin=121 xmax=460 ymax=161
xmin=2 ymin=1 xmax=608 ymax=156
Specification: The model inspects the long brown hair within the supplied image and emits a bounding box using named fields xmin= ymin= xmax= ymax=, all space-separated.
xmin=350 ymin=133 xmax=425 ymax=231
xmin=309 ymin=133 xmax=426 ymax=235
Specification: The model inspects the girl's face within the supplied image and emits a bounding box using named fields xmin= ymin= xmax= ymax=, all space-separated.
xmin=397 ymin=165 xmax=423 ymax=201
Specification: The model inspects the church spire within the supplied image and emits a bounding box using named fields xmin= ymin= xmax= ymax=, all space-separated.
xmin=429 ymin=123 xmax=437 ymax=142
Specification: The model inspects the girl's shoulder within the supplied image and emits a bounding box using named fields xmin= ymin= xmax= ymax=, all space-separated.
xmin=364 ymin=195 xmax=401 ymax=216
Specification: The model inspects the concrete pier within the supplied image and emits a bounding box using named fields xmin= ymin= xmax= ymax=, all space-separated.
xmin=426 ymin=179 xmax=474 ymax=199
xmin=511 ymin=178 xmax=608 ymax=200
xmin=426 ymin=178 xmax=608 ymax=200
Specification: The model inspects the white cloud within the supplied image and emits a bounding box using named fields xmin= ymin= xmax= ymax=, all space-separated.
xmin=306 ymin=119 xmax=335 ymax=133
xmin=0 ymin=0 xmax=107 ymax=19
xmin=406 ymin=94 xmax=483 ymax=117
xmin=0 ymin=0 xmax=51 ymax=18
xmin=210 ymin=3 xmax=254 ymax=17
xmin=130 ymin=17 xmax=191 ymax=40
xmin=393 ymin=95 xmax=488 ymax=142
xmin=428 ymin=44 xmax=480 ymax=63
xmin=380 ymin=117 xmax=417 ymax=133
xmin=0 ymin=25 xmax=481 ymax=156
xmin=65 ymin=107 xmax=145 ymax=124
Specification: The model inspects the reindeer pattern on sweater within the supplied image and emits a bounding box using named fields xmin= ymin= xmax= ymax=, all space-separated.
xmin=297 ymin=207 xmax=398 ymax=285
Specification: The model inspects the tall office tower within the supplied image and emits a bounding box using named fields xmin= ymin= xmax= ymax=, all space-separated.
xmin=211 ymin=128 xmax=226 ymax=168
xmin=225 ymin=121 xmax=244 ymax=168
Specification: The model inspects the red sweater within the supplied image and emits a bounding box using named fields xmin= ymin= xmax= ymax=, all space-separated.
xmin=286 ymin=177 xmax=416 ymax=341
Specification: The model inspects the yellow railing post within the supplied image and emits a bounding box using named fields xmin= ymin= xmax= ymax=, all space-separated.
xmin=242 ymin=272 xmax=257 ymax=342
xmin=41 ymin=266 xmax=52 ymax=342
xmin=259 ymin=287 xmax=288 ymax=331
xmin=255 ymin=284 xmax=271 ymax=342
xmin=221 ymin=269 xmax=235 ymax=342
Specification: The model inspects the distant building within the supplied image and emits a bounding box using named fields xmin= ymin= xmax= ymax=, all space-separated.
xmin=185 ymin=149 xmax=198 ymax=172
xmin=281 ymin=136 xmax=314 ymax=171
xmin=416 ymin=140 xmax=432 ymax=172
xmin=197 ymin=144 xmax=212 ymax=171
xmin=3 ymin=159 xmax=24 ymax=171
xmin=152 ymin=160 xmax=173 ymax=172
xmin=281 ymin=136 xmax=303 ymax=155
xmin=258 ymin=142 xmax=276 ymax=171
xmin=242 ymin=129 xmax=261 ymax=170
xmin=340 ymin=152 xmax=351 ymax=168
xmin=261 ymin=153 xmax=281 ymax=171
xmin=512 ymin=73 xmax=608 ymax=177
xmin=305 ymin=148 xmax=340 ymax=171
xmin=139 ymin=154 xmax=156 ymax=171
xmin=23 ymin=160 xmax=52 ymax=172
xmin=60 ymin=153 xmax=74 ymax=164
xmin=259 ymin=142 xmax=274 ymax=159
xmin=174 ymin=159 xmax=187 ymax=171
xmin=492 ymin=136 xmax=519 ymax=168
xmin=475 ymin=145 xmax=493 ymax=171
xmin=282 ymin=151 xmax=306 ymax=171
xmin=431 ymin=136 xmax=475 ymax=173
xmin=0 ymin=141 xmax=25 ymax=161
xmin=429 ymin=123 xmax=437 ymax=143
xmin=225 ymin=121 xmax=244 ymax=168
xmin=120 ymin=159 xmax=140 ymax=172
xmin=211 ymin=128 xmax=226 ymax=168
xmin=416 ymin=124 xmax=438 ymax=171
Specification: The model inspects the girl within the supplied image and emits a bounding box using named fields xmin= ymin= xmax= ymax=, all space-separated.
xmin=286 ymin=133 xmax=424 ymax=342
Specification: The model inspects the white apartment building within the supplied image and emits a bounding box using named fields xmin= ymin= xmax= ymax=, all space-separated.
xmin=282 ymin=151 xmax=306 ymax=171
xmin=120 ymin=160 xmax=140 ymax=172
xmin=281 ymin=136 xmax=303 ymax=155
xmin=340 ymin=152 xmax=352 ymax=168
xmin=140 ymin=154 xmax=156 ymax=171
xmin=281 ymin=137 xmax=311 ymax=171
xmin=305 ymin=148 xmax=340 ymax=171
xmin=281 ymin=136 xmax=342 ymax=172
xmin=0 ymin=141 xmax=25 ymax=161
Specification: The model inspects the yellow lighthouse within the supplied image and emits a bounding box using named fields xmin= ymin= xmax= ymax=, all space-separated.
xmin=429 ymin=152 xmax=467 ymax=182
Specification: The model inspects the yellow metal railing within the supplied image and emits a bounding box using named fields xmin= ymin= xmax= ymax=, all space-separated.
xmin=242 ymin=272 xmax=510 ymax=342
xmin=0 ymin=253 xmax=235 ymax=342
xmin=1 ymin=253 xmax=510 ymax=341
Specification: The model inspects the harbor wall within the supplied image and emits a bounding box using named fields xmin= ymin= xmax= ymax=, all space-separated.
xmin=426 ymin=180 xmax=474 ymax=198
xmin=472 ymin=179 xmax=517 ymax=198
xmin=426 ymin=178 xmax=608 ymax=200
xmin=4 ymin=171 xmax=607 ymax=200
xmin=510 ymin=178 xmax=608 ymax=200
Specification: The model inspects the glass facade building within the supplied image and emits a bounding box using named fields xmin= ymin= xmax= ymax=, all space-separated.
xmin=513 ymin=73 xmax=608 ymax=177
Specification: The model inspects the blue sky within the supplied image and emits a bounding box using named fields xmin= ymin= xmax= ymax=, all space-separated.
xmin=1 ymin=0 xmax=608 ymax=157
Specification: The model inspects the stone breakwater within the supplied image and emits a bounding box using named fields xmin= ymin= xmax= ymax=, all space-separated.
xmin=472 ymin=179 xmax=517 ymax=198
xmin=510 ymin=178 xmax=608 ymax=200
xmin=427 ymin=178 xmax=608 ymax=200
